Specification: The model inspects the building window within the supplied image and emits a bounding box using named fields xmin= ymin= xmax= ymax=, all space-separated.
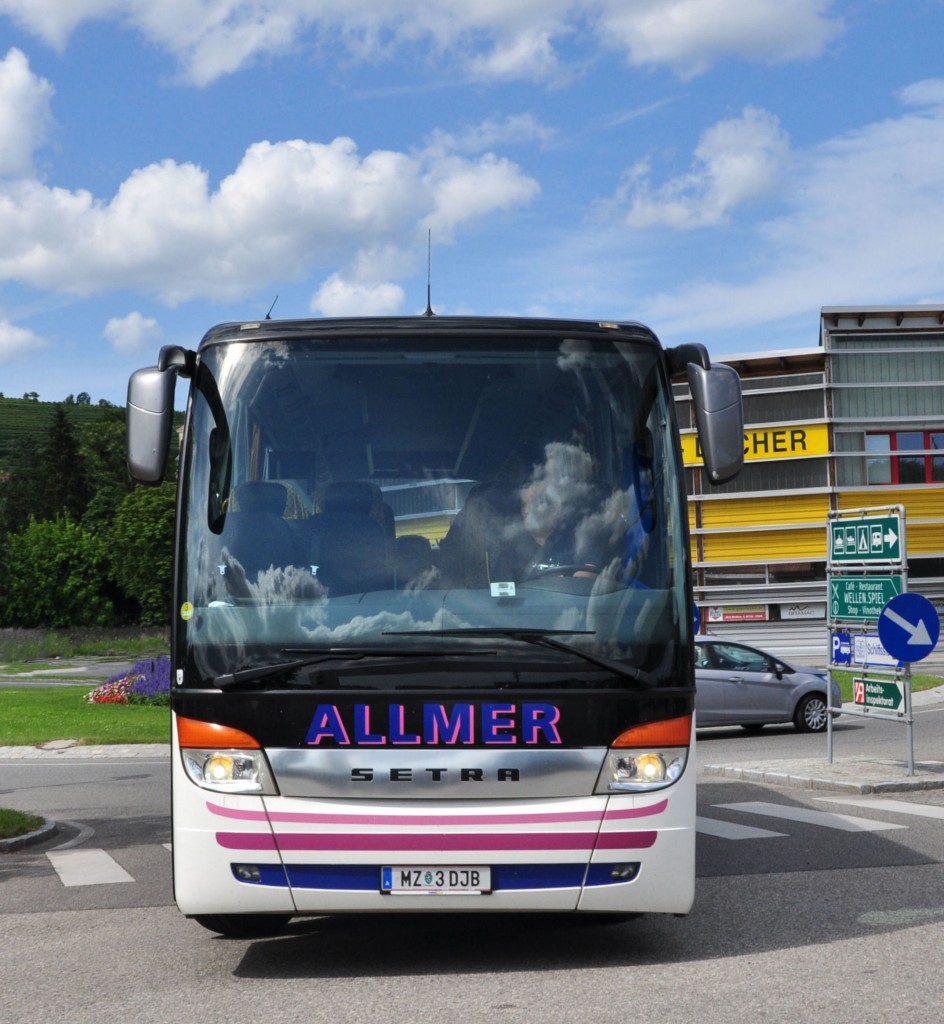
xmin=866 ymin=431 xmax=944 ymax=484
xmin=865 ymin=434 xmax=892 ymax=484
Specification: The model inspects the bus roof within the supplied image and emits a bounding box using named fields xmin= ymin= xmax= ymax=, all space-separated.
xmin=195 ymin=314 xmax=663 ymax=349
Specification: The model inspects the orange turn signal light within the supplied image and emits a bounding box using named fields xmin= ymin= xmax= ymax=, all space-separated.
xmin=611 ymin=714 xmax=692 ymax=749
xmin=176 ymin=715 xmax=261 ymax=750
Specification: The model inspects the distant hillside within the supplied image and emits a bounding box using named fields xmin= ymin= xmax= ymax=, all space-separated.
xmin=0 ymin=397 xmax=120 ymax=474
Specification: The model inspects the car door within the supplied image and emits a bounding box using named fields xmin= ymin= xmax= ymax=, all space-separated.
xmin=693 ymin=641 xmax=728 ymax=725
xmin=709 ymin=642 xmax=792 ymax=724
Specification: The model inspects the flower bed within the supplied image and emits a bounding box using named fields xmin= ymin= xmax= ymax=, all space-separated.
xmin=85 ymin=657 xmax=171 ymax=706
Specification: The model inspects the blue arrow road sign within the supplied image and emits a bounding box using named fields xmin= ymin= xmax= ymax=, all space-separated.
xmin=877 ymin=593 xmax=940 ymax=663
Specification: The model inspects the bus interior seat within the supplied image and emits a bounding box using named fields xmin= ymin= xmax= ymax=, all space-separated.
xmin=436 ymin=481 xmax=528 ymax=588
xmin=306 ymin=481 xmax=391 ymax=595
xmin=222 ymin=481 xmax=303 ymax=578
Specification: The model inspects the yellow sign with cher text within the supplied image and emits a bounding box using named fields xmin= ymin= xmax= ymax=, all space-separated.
xmin=681 ymin=422 xmax=829 ymax=466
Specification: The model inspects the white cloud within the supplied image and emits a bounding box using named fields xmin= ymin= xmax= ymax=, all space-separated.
xmin=612 ymin=106 xmax=791 ymax=229
xmin=0 ymin=48 xmax=54 ymax=177
xmin=594 ymin=0 xmax=844 ymax=79
xmin=0 ymin=1 xmax=846 ymax=85
xmin=310 ymin=243 xmax=413 ymax=316
xmin=310 ymin=275 xmax=405 ymax=317
xmin=425 ymin=114 xmax=557 ymax=158
xmin=103 ymin=311 xmax=163 ymax=353
xmin=466 ymin=30 xmax=562 ymax=84
xmin=0 ymin=136 xmax=539 ymax=304
xmin=898 ymin=78 xmax=944 ymax=110
xmin=0 ymin=318 xmax=45 ymax=362
xmin=0 ymin=1 xmax=121 ymax=51
xmin=421 ymin=153 xmax=541 ymax=239
xmin=636 ymin=80 xmax=944 ymax=336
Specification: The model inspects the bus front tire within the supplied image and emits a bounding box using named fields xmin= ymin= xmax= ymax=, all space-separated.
xmin=193 ymin=913 xmax=293 ymax=938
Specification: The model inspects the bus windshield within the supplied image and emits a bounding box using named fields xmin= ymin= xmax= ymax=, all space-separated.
xmin=177 ymin=322 xmax=690 ymax=691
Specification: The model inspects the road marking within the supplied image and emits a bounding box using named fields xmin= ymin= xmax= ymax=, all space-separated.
xmin=817 ymin=797 xmax=944 ymax=820
xmin=713 ymin=801 xmax=908 ymax=832
xmin=46 ymin=848 xmax=135 ymax=886
xmin=696 ymin=816 xmax=786 ymax=840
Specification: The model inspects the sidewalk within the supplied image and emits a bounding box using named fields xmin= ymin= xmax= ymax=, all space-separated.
xmin=0 ymin=741 xmax=170 ymax=760
xmin=700 ymin=683 xmax=944 ymax=794
xmin=699 ymin=756 xmax=944 ymax=793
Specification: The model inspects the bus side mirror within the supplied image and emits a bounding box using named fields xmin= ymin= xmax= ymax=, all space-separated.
xmin=687 ymin=362 xmax=743 ymax=485
xmin=127 ymin=366 xmax=177 ymax=484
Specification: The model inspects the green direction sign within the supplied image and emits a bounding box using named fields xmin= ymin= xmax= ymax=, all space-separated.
xmin=830 ymin=514 xmax=901 ymax=563
xmin=829 ymin=575 xmax=903 ymax=621
xmin=853 ymin=676 xmax=905 ymax=713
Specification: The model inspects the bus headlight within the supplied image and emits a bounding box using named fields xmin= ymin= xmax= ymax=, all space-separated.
xmin=595 ymin=747 xmax=687 ymax=793
xmin=182 ymin=749 xmax=278 ymax=794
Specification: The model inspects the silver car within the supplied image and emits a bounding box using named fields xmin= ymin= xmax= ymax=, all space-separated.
xmin=695 ymin=638 xmax=842 ymax=733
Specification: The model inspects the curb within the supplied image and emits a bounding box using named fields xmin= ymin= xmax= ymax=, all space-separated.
xmin=700 ymin=758 xmax=944 ymax=794
xmin=0 ymin=818 xmax=58 ymax=853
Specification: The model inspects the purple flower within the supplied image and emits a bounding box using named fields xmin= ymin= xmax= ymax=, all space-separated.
xmin=128 ymin=657 xmax=171 ymax=702
xmin=87 ymin=656 xmax=171 ymax=705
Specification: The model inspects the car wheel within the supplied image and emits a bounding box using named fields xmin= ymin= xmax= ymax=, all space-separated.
xmin=794 ymin=693 xmax=828 ymax=733
xmin=192 ymin=913 xmax=293 ymax=938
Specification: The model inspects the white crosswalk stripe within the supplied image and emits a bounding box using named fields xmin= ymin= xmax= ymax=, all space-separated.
xmin=46 ymin=848 xmax=135 ymax=886
xmin=817 ymin=797 xmax=944 ymax=820
xmin=713 ymin=801 xmax=909 ymax=832
xmin=696 ymin=816 xmax=786 ymax=840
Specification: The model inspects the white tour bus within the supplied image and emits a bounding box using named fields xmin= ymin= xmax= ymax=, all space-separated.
xmin=127 ymin=315 xmax=742 ymax=937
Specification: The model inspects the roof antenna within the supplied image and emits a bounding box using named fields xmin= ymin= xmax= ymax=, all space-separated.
xmin=265 ymin=295 xmax=279 ymax=320
xmin=423 ymin=230 xmax=434 ymax=317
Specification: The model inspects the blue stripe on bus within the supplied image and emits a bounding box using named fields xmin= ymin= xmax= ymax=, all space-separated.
xmin=229 ymin=863 xmax=641 ymax=892
xmin=230 ymin=863 xmax=291 ymax=887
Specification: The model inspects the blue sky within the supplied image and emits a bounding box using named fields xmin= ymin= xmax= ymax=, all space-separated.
xmin=1 ymin=0 xmax=943 ymax=405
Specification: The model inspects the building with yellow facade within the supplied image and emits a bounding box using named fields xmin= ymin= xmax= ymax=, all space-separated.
xmin=676 ymin=305 xmax=944 ymax=656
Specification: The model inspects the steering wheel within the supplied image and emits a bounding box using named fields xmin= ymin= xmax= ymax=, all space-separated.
xmin=525 ymin=563 xmax=599 ymax=580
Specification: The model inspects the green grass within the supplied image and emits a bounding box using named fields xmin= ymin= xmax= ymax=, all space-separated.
xmin=0 ymin=686 xmax=169 ymax=746
xmin=0 ymin=807 xmax=46 ymax=840
xmin=832 ymin=670 xmax=943 ymax=703
xmin=0 ymin=630 xmax=167 ymax=667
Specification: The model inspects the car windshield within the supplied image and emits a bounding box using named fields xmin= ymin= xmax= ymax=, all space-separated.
xmin=176 ymin=322 xmax=690 ymax=690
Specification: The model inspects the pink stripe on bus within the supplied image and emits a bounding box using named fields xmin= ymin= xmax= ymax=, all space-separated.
xmin=215 ymin=829 xmax=659 ymax=853
xmin=206 ymin=798 xmax=668 ymax=828
xmin=216 ymin=832 xmax=277 ymax=850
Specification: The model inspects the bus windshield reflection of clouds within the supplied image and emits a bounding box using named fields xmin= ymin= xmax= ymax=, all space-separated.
xmin=185 ymin=335 xmax=674 ymax=673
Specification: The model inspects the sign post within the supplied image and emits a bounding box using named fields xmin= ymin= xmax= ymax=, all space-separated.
xmin=829 ymin=575 xmax=902 ymax=621
xmin=825 ymin=505 xmax=930 ymax=773
xmin=829 ymin=513 xmax=901 ymax=563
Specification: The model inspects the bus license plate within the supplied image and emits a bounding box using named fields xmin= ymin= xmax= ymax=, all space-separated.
xmin=381 ymin=866 xmax=491 ymax=895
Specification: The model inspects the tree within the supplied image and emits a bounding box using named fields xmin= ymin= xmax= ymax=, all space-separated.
xmin=42 ymin=406 xmax=92 ymax=523
xmin=0 ymin=433 xmax=46 ymax=535
xmin=109 ymin=483 xmax=176 ymax=625
xmin=0 ymin=516 xmax=114 ymax=627
xmin=0 ymin=404 xmax=92 ymax=534
xmin=80 ymin=407 xmax=133 ymax=537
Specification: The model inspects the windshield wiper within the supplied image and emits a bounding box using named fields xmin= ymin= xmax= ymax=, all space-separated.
xmin=212 ymin=647 xmax=477 ymax=691
xmin=384 ymin=628 xmax=655 ymax=688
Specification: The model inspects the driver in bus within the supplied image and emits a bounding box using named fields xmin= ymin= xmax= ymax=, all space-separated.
xmin=514 ymin=442 xmax=606 ymax=579
xmin=514 ymin=440 xmax=652 ymax=586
